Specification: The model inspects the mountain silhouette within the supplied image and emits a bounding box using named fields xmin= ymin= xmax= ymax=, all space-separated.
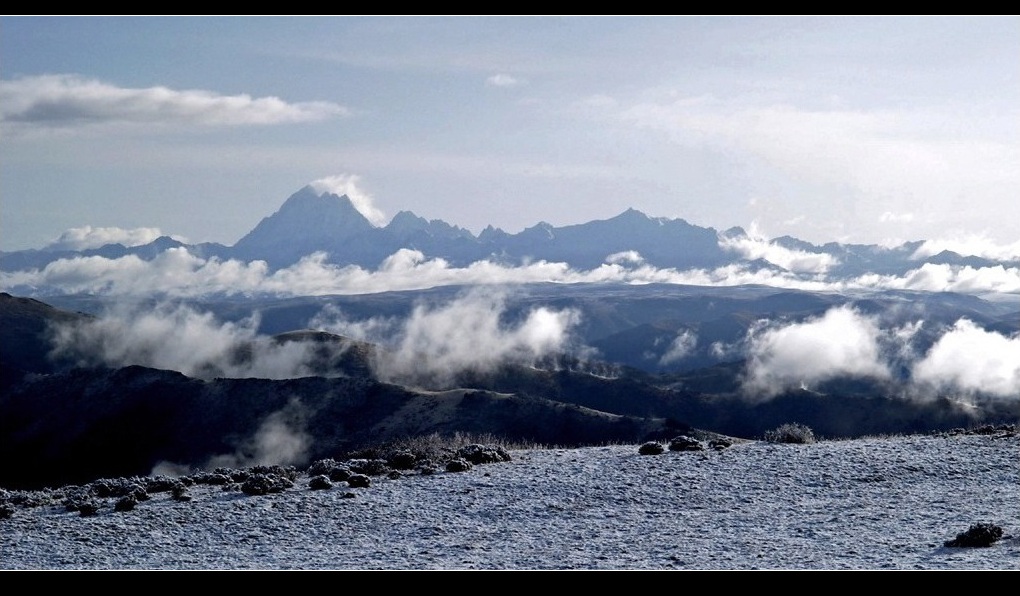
xmin=1 ymin=183 xmax=1015 ymax=278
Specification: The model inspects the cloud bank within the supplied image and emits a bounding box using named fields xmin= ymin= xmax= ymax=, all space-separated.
xmin=5 ymin=248 xmax=1019 ymax=299
xmin=43 ymin=294 xmax=1019 ymax=402
xmin=0 ymin=74 xmax=348 ymax=130
xmin=46 ymin=288 xmax=584 ymax=391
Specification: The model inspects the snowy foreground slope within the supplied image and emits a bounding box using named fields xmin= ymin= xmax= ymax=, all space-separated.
xmin=2 ymin=432 xmax=1017 ymax=570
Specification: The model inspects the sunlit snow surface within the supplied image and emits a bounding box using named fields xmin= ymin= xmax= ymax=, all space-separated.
xmin=3 ymin=433 xmax=1018 ymax=570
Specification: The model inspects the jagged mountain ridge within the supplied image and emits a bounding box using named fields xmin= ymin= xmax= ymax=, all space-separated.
xmin=3 ymin=184 xmax=1009 ymax=277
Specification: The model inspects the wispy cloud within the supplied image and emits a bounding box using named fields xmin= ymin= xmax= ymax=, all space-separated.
xmin=204 ymin=400 xmax=311 ymax=470
xmin=618 ymin=96 xmax=1020 ymax=243
xmin=486 ymin=73 xmax=523 ymax=87
xmin=309 ymin=174 xmax=388 ymax=227
xmin=4 ymin=248 xmax=1020 ymax=298
xmin=0 ymin=74 xmax=348 ymax=131
xmin=910 ymin=235 xmax=1020 ymax=262
xmin=718 ymin=224 xmax=839 ymax=273
xmin=658 ymin=329 xmax=697 ymax=366
xmin=45 ymin=225 xmax=175 ymax=251
xmin=357 ymin=287 xmax=582 ymax=388
xmin=47 ymin=302 xmax=321 ymax=380
xmin=47 ymin=288 xmax=585 ymax=392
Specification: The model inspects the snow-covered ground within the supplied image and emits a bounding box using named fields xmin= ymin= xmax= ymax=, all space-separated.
xmin=2 ymin=431 xmax=1018 ymax=570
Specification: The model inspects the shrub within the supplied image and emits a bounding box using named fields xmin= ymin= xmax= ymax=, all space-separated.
xmin=764 ymin=423 xmax=816 ymax=444
xmin=638 ymin=441 xmax=665 ymax=455
xmin=445 ymin=459 xmax=473 ymax=472
xmin=308 ymin=475 xmax=333 ymax=490
xmin=668 ymin=435 xmax=704 ymax=452
xmin=346 ymin=432 xmax=537 ymax=469
xmin=114 ymin=495 xmax=138 ymax=512
xmin=241 ymin=473 xmax=293 ymax=496
xmin=456 ymin=444 xmax=512 ymax=464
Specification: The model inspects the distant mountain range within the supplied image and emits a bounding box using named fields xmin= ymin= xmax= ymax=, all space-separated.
xmin=1 ymin=184 xmax=1008 ymax=276
xmin=2 ymin=185 xmax=1018 ymax=490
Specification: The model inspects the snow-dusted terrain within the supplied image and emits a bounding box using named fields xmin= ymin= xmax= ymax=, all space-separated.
xmin=2 ymin=431 xmax=1017 ymax=570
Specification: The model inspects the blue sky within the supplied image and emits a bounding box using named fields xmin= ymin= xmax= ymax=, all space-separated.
xmin=2 ymin=16 xmax=1018 ymax=253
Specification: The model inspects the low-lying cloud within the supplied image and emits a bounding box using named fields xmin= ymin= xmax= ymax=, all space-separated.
xmin=318 ymin=287 xmax=583 ymax=388
xmin=910 ymin=236 xmax=1020 ymax=262
xmin=658 ymin=330 xmax=697 ymax=366
xmin=5 ymin=248 xmax=1018 ymax=299
xmin=912 ymin=319 xmax=1020 ymax=398
xmin=740 ymin=306 xmax=1020 ymax=400
xmin=46 ymin=288 xmax=585 ymax=390
xmin=0 ymin=74 xmax=348 ymax=131
xmin=719 ymin=225 xmax=839 ymax=274
xmin=742 ymin=306 xmax=892 ymax=398
xmin=47 ymin=302 xmax=321 ymax=380
xmin=45 ymin=225 xmax=176 ymax=251
xmin=204 ymin=400 xmax=312 ymax=470
xmin=38 ymin=287 xmax=1020 ymax=402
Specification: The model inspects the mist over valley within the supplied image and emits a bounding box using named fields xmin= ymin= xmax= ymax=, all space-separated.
xmin=2 ymin=184 xmax=1018 ymax=491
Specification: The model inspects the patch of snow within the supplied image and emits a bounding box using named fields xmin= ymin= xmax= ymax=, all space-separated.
xmin=2 ymin=433 xmax=1017 ymax=570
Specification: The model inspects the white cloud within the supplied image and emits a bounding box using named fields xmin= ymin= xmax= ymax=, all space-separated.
xmin=366 ymin=287 xmax=582 ymax=388
xmin=204 ymin=399 xmax=311 ymax=470
xmin=486 ymin=73 xmax=522 ymax=87
xmin=910 ymin=235 xmax=1020 ymax=262
xmin=851 ymin=263 xmax=1020 ymax=295
xmin=718 ymin=224 xmax=839 ymax=273
xmin=879 ymin=212 xmax=915 ymax=224
xmin=912 ymin=319 xmax=1020 ymax=398
xmin=659 ymin=330 xmax=697 ymax=366
xmin=309 ymin=174 xmax=388 ymax=226
xmin=0 ymin=74 xmax=348 ymax=130
xmin=45 ymin=225 xmax=174 ymax=251
xmin=604 ymin=250 xmax=644 ymax=266
xmin=742 ymin=306 xmax=892 ymax=398
xmin=4 ymin=248 xmax=1019 ymax=300
xmin=47 ymin=301 xmax=321 ymax=380
xmin=619 ymin=97 xmax=1020 ymax=245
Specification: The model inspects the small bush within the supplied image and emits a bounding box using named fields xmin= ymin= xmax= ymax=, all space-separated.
xmin=668 ymin=435 xmax=704 ymax=452
xmin=445 ymin=459 xmax=473 ymax=472
xmin=308 ymin=475 xmax=333 ymax=490
xmin=764 ymin=423 xmax=816 ymax=444
xmin=638 ymin=441 xmax=665 ymax=455
xmin=114 ymin=495 xmax=138 ymax=512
